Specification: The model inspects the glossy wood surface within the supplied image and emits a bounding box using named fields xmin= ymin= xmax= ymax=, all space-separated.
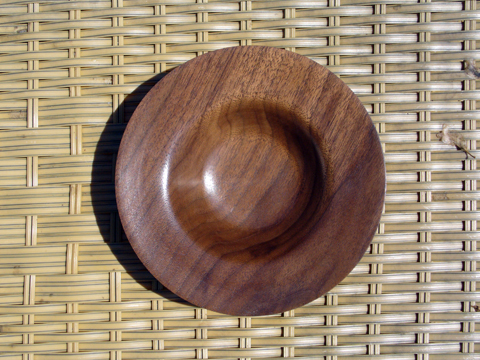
xmin=115 ymin=46 xmax=385 ymax=316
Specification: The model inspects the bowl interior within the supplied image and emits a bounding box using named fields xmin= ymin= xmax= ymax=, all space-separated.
xmin=166 ymin=98 xmax=326 ymax=257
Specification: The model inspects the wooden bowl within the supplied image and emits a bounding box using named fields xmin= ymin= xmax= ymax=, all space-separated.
xmin=115 ymin=46 xmax=385 ymax=316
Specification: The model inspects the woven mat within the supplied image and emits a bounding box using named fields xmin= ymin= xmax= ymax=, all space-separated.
xmin=0 ymin=0 xmax=479 ymax=359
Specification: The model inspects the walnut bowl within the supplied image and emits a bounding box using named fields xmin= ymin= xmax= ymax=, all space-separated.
xmin=115 ymin=46 xmax=385 ymax=316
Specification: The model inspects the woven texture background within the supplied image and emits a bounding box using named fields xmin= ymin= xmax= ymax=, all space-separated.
xmin=0 ymin=0 xmax=479 ymax=358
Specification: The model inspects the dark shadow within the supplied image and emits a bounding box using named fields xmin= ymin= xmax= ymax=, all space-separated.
xmin=91 ymin=71 xmax=189 ymax=306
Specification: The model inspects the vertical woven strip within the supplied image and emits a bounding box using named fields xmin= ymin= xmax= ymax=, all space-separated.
xmin=0 ymin=0 xmax=479 ymax=359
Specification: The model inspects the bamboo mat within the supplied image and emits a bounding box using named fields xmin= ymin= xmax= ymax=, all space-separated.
xmin=0 ymin=0 xmax=479 ymax=359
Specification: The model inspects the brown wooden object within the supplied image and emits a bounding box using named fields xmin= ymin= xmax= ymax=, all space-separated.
xmin=115 ymin=46 xmax=385 ymax=316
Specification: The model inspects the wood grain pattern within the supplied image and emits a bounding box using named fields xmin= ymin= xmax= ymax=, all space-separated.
xmin=115 ymin=46 xmax=385 ymax=316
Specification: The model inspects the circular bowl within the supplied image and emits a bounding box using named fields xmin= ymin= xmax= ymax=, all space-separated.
xmin=115 ymin=46 xmax=385 ymax=316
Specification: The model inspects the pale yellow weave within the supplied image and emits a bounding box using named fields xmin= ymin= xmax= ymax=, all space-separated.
xmin=0 ymin=0 xmax=479 ymax=359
